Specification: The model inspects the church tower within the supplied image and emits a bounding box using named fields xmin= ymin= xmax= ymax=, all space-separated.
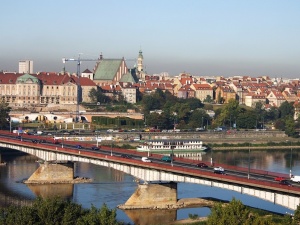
xmin=137 ymin=49 xmax=144 ymax=79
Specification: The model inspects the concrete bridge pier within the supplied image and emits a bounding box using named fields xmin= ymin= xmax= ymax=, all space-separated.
xmin=25 ymin=161 xmax=74 ymax=184
xmin=119 ymin=182 xmax=178 ymax=209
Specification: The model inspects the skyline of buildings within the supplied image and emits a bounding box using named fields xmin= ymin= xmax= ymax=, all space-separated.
xmin=0 ymin=51 xmax=299 ymax=122
xmin=2 ymin=55 xmax=300 ymax=82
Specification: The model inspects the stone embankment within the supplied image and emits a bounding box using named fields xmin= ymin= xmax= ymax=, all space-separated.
xmin=118 ymin=198 xmax=215 ymax=210
xmin=24 ymin=176 xmax=92 ymax=184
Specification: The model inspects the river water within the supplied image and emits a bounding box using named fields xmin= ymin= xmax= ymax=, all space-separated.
xmin=0 ymin=148 xmax=297 ymax=224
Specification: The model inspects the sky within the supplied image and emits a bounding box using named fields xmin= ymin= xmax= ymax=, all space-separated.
xmin=1 ymin=0 xmax=300 ymax=78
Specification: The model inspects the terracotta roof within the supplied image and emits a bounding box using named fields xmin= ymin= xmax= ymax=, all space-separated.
xmin=192 ymin=83 xmax=212 ymax=90
xmin=0 ymin=72 xmax=22 ymax=84
xmin=35 ymin=73 xmax=71 ymax=85
xmin=71 ymin=75 xmax=96 ymax=86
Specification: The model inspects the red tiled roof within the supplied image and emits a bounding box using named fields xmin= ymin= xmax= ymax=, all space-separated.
xmin=0 ymin=72 xmax=21 ymax=84
xmin=71 ymin=75 xmax=96 ymax=86
xmin=192 ymin=83 xmax=212 ymax=90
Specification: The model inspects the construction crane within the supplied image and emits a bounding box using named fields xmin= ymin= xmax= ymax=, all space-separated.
xmin=62 ymin=54 xmax=100 ymax=122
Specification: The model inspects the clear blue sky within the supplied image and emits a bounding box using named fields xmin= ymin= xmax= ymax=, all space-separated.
xmin=1 ymin=0 xmax=300 ymax=78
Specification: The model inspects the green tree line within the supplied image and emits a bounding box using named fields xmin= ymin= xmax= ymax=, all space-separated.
xmin=87 ymin=88 xmax=299 ymax=136
xmin=2 ymin=197 xmax=300 ymax=225
xmin=0 ymin=197 xmax=125 ymax=225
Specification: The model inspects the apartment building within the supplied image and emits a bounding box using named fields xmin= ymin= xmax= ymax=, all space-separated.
xmin=19 ymin=60 xmax=33 ymax=74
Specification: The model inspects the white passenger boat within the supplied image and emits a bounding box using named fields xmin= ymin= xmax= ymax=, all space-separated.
xmin=136 ymin=139 xmax=207 ymax=155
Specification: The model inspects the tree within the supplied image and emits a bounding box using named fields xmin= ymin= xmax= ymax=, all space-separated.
xmin=204 ymin=95 xmax=213 ymax=103
xmin=213 ymin=99 xmax=240 ymax=128
xmin=254 ymin=101 xmax=264 ymax=116
xmin=207 ymin=198 xmax=275 ymax=225
xmin=285 ymin=116 xmax=298 ymax=137
xmin=146 ymin=112 xmax=169 ymax=129
xmin=265 ymin=107 xmax=279 ymax=122
xmin=0 ymin=101 xmax=11 ymax=129
xmin=88 ymin=88 xmax=111 ymax=104
xmin=237 ymin=110 xmax=257 ymax=129
xmin=279 ymin=101 xmax=294 ymax=119
xmin=204 ymin=104 xmax=213 ymax=111
xmin=0 ymin=197 xmax=120 ymax=225
xmin=183 ymin=97 xmax=203 ymax=110
xmin=274 ymin=119 xmax=285 ymax=130
xmin=188 ymin=109 xmax=209 ymax=128
xmin=141 ymin=94 xmax=162 ymax=113
xmin=293 ymin=204 xmax=300 ymax=224
xmin=207 ymin=198 xmax=249 ymax=225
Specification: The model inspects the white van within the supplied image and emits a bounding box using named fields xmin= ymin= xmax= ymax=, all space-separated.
xmin=141 ymin=157 xmax=152 ymax=163
xmin=291 ymin=175 xmax=300 ymax=183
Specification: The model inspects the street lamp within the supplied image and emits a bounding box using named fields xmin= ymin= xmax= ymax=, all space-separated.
xmin=111 ymin=140 xmax=113 ymax=156
xmin=96 ymin=133 xmax=99 ymax=147
xmin=9 ymin=116 xmax=12 ymax=133
xmin=210 ymin=147 xmax=213 ymax=166
xmin=171 ymin=145 xmax=174 ymax=167
xmin=61 ymin=134 xmax=64 ymax=148
xmin=288 ymin=140 xmax=293 ymax=178
xmin=248 ymin=143 xmax=250 ymax=179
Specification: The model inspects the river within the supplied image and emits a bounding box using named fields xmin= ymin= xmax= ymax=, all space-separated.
xmin=0 ymin=148 xmax=297 ymax=224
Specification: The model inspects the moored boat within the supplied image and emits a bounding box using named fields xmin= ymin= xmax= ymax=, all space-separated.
xmin=136 ymin=139 xmax=207 ymax=155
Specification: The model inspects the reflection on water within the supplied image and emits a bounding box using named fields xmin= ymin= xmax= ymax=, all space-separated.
xmin=27 ymin=184 xmax=74 ymax=199
xmin=0 ymin=148 xmax=298 ymax=224
xmin=124 ymin=209 xmax=176 ymax=225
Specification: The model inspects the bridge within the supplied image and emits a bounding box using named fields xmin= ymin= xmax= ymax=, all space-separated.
xmin=0 ymin=130 xmax=299 ymax=210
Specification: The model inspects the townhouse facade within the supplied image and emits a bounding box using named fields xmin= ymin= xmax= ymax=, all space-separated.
xmin=191 ymin=83 xmax=213 ymax=102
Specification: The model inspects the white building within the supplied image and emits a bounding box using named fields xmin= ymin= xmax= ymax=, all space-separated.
xmin=19 ymin=60 xmax=33 ymax=73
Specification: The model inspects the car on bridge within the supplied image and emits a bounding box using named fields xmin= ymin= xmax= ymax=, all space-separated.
xmin=161 ymin=156 xmax=172 ymax=162
xmin=279 ymin=180 xmax=292 ymax=186
xmin=214 ymin=166 xmax=225 ymax=174
xmin=196 ymin=162 xmax=208 ymax=168
xmin=274 ymin=176 xmax=286 ymax=182
xmin=91 ymin=146 xmax=99 ymax=150
xmin=52 ymin=139 xmax=59 ymax=144
xmin=141 ymin=157 xmax=151 ymax=163
xmin=75 ymin=145 xmax=83 ymax=149
xmin=121 ymin=154 xmax=131 ymax=159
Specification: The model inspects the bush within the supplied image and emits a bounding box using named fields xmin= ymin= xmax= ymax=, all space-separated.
xmin=188 ymin=213 xmax=199 ymax=220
